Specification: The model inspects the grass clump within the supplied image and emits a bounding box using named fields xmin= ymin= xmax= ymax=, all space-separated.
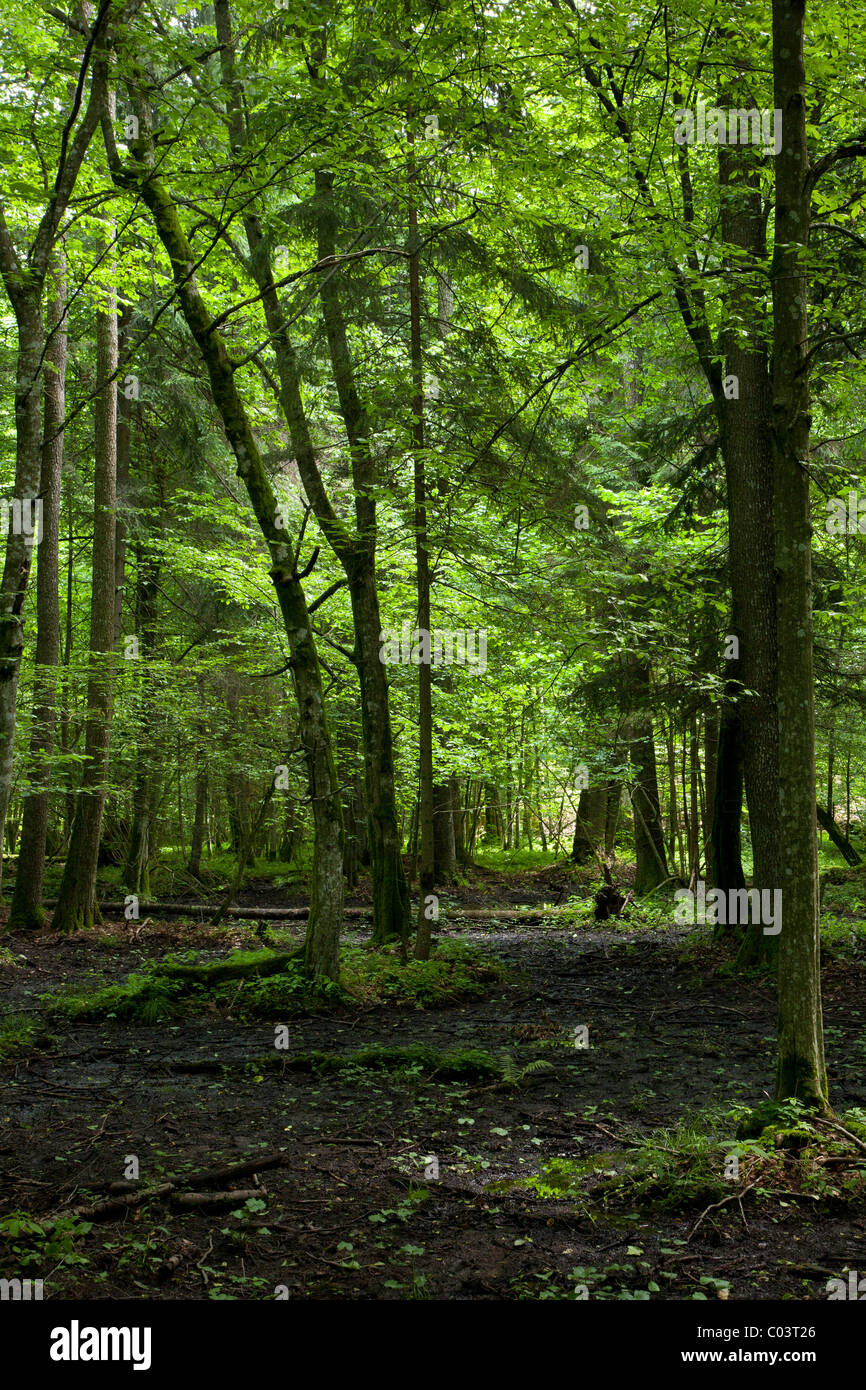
xmin=340 ymin=941 xmax=507 ymax=1009
xmin=0 ymin=1013 xmax=56 ymax=1061
xmin=42 ymin=972 xmax=182 ymax=1024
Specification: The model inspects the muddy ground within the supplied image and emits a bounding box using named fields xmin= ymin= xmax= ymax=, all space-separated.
xmin=2 ymin=870 xmax=865 ymax=1301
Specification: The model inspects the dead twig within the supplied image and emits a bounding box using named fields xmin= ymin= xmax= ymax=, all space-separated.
xmin=811 ymin=1116 xmax=866 ymax=1157
xmin=688 ymin=1180 xmax=758 ymax=1242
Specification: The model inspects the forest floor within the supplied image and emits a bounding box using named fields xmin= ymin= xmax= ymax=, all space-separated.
xmin=1 ymin=863 xmax=865 ymax=1301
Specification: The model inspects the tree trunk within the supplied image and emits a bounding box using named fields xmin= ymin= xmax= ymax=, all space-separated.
xmin=627 ymin=662 xmax=668 ymax=895
xmin=112 ymin=88 xmax=345 ymax=978
xmin=187 ymin=676 xmax=208 ymax=880
xmin=346 ymin=560 xmax=410 ymax=946
xmin=453 ymin=774 xmax=471 ymax=867
xmin=716 ymin=94 xmax=780 ymax=963
xmin=665 ymin=717 xmax=679 ymax=873
xmin=123 ymin=544 xmax=161 ymax=896
xmin=9 ymin=251 xmax=66 ymax=929
xmin=816 ymin=803 xmax=860 ymax=867
xmin=0 ymin=293 xmax=43 ymax=898
xmin=433 ymin=781 xmax=457 ymax=881
xmin=711 ymin=701 xmax=747 ymax=906
xmin=703 ymin=707 xmax=719 ymax=886
xmin=0 ymin=21 xmax=105 ymax=893
xmin=771 ymin=0 xmax=827 ymax=1108
xmin=688 ymin=715 xmax=700 ymax=889
xmin=406 ymin=134 xmax=436 ymax=960
xmin=571 ymin=785 xmax=606 ymax=863
xmin=604 ymin=780 xmax=621 ymax=853
xmin=228 ymin=126 xmax=408 ymax=945
xmin=52 ymin=281 xmax=118 ymax=933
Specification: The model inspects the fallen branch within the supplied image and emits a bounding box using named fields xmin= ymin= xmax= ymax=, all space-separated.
xmin=688 ymin=1180 xmax=758 ymax=1242
xmin=300 ymin=1137 xmax=383 ymax=1147
xmin=41 ymin=1183 xmax=175 ymax=1230
xmin=166 ymin=1152 xmax=286 ymax=1189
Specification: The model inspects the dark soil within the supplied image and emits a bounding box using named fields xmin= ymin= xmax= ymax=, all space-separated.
xmin=2 ymin=877 xmax=865 ymax=1301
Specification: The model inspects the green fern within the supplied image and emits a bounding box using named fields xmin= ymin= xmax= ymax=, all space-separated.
xmin=497 ymin=1051 xmax=554 ymax=1087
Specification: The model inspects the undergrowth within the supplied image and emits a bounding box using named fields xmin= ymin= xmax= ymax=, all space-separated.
xmin=34 ymin=941 xmax=507 ymax=1028
xmin=506 ymin=1101 xmax=866 ymax=1216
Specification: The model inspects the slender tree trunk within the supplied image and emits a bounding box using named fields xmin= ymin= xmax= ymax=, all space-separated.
xmin=346 ymin=559 xmax=410 ymax=946
xmin=628 ymin=662 xmax=668 ymax=895
xmin=0 ymin=293 xmax=43 ymax=898
xmin=407 ymin=126 xmax=436 ymax=960
xmin=112 ymin=89 xmax=345 ymax=977
xmin=711 ymin=704 xmax=747 ymax=921
xmin=123 ymin=543 xmax=161 ymax=895
xmin=703 ymin=708 xmax=719 ymax=886
xmin=188 ymin=770 xmax=208 ymax=880
xmin=187 ymin=674 xmax=207 ymax=879
xmin=688 ymin=714 xmax=700 ymax=890
xmin=53 ymin=280 xmax=118 ymax=933
xmin=665 ymin=717 xmax=680 ymax=873
xmin=453 ymin=774 xmax=470 ymax=866
xmin=0 ymin=23 xmax=105 ymax=893
xmin=433 ymin=781 xmax=457 ymax=879
xmin=771 ymin=0 xmax=827 ymax=1108
xmin=59 ymin=478 xmax=75 ymax=834
xmin=114 ymin=305 xmax=132 ymax=644
xmin=603 ymin=779 xmax=621 ymax=854
xmin=9 ymin=251 xmax=67 ymax=929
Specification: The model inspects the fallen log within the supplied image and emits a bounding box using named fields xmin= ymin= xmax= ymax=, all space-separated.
xmin=152 ymin=949 xmax=303 ymax=988
xmin=168 ymin=1152 xmax=286 ymax=1190
xmin=41 ymin=900 xmax=570 ymax=924
xmin=42 ymin=899 xmax=351 ymax=922
xmin=40 ymin=1183 xmax=175 ymax=1230
xmin=171 ymin=1188 xmax=262 ymax=1209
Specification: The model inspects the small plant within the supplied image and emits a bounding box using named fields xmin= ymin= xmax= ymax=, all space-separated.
xmin=497 ymin=1052 xmax=554 ymax=1088
xmin=0 ymin=1210 xmax=92 ymax=1271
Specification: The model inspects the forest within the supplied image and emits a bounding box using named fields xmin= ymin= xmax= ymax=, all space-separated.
xmin=1 ymin=0 xmax=865 ymax=1347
